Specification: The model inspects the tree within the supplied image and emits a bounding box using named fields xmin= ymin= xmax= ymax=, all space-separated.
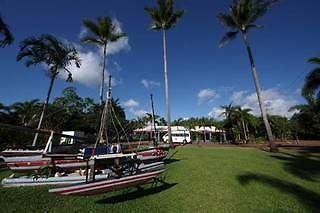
xmin=0 ymin=16 xmax=14 ymax=47
xmin=236 ymin=107 xmax=252 ymax=142
xmin=81 ymin=17 xmax=126 ymax=104
xmin=302 ymin=57 xmax=320 ymax=104
xmin=17 ymin=34 xmax=81 ymax=146
xmin=11 ymin=99 xmax=40 ymax=127
xmin=145 ymin=0 xmax=184 ymax=146
xmin=218 ymin=0 xmax=277 ymax=151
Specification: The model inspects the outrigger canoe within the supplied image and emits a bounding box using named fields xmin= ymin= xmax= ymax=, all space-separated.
xmin=49 ymin=169 xmax=165 ymax=196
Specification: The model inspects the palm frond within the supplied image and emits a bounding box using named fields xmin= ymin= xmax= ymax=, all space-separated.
xmin=80 ymin=36 xmax=103 ymax=46
xmin=109 ymin=32 xmax=126 ymax=42
xmin=82 ymin=19 xmax=100 ymax=36
xmin=145 ymin=0 xmax=184 ymax=31
xmin=248 ymin=0 xmax=278 ymax=23
xmin=17 ymin=34 xmax=81 ymax=81
xmin=0 ymin=16 xmax=14 ymax=47
xmin=302 ymin=67 xmax=320 ymax=103
xmin=165 ymin=9 xmax=184 ymax=29
xmin=217 ymin=13 xmax=238 ymax=29
xmin=219 ymin=31 xmax=239 ymax=48
xmin=307 ymin=57 xmax=320 ymax=65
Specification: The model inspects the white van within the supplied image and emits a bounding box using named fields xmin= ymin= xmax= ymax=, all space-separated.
xmin=162 ymin=130 xmax=191 ymax=144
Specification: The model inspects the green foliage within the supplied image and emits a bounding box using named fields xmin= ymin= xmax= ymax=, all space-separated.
xmin=0 ymin=87 xmax=128 ymax=147
xmin=290 ymin=103 xmax=320 ymax=139
xmin=145 ymin=0 xmax=184 ymax=31
xmin=17 ymin=34 xmax=81 ymax=81
xmin=81 ymin=17 xmax=126 ymax=47
xmin=218 ymin=0 xmax=277 ymax=47
xmin=302 ymin=57 xmax=320 ymax=104
xmin=269 ymin=115 xmax=292 ymax=140
xmin=0 ymin=16 xmax=14 ymax=47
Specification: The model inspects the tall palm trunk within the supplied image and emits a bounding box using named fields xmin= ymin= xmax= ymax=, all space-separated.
xmin=241 ymin=32 xmax=276 ymax=151
xmin=162 ymin=29 xmax=172 ymax=146
xmin=100 ymin=44 xmax=107 ymax=105
xmin=241 ymin=120 xmax=248 ymax=142
xmin=32 ymin=75 xmax=56 ymax=146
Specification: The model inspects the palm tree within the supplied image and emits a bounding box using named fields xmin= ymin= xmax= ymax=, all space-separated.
xmin=17 ymin=34 xmax=81 ymax=146
xmin=236 ymin=107 xmax=252 ymax=142
xmin=302 ymin=57 xmax=320 ymax=104
xmin=11 ymin=99 xmax=40 ymax=127
xmin=0 ymin=16 xmax=14 ymax=47
xmin=81 ymin=17 xmax=126 ymax=104
xmin=218 ymin=0 xmax=277 ymax=151
xmin=145 ymin=0 xmax=184 ymax=146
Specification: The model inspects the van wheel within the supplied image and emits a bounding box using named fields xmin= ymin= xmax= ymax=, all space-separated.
xmin=183 ymin=140 xmax=187 ymax=144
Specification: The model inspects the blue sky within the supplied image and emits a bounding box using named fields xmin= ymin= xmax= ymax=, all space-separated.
xmin=0 ymin=0 xmax=319 ymax=120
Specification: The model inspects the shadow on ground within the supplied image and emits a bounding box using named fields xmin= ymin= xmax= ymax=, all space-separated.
xmin=164 ymin=149 xmax=185 ymax=165
xmin=270 ymin=149 xmax=320 ymax=181
xmin=96 ymin=181 xmax=178 ymax=204
xmin=237 ymin=173 xmax=320 ymax=212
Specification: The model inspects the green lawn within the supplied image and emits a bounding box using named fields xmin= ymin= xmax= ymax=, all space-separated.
xmin=0 ymin=146 xmax=319 ymax=212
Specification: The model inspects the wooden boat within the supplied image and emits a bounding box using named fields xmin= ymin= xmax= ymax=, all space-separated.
xmin=49 ymin=169 xmax=165 ymax=196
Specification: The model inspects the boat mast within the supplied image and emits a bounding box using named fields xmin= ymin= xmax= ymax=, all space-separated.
xmin=150 ymin=94 xmax=157 ymax=146
xmin=95 ymin=75 xmax=112 ymax=147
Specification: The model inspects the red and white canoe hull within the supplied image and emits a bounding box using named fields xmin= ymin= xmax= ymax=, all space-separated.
xmin=49 ymin=169 xmax=165 ymax=196
xmin=1 ymin=148 xmax=167 ymax=174
xmin=137 ymin=148 xmax=168 ymax=163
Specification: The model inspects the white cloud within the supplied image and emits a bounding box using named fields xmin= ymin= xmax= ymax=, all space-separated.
xmin=198 ymin=88 xmax=219 ymax=104
xmin=208 ymin=107 xmax=225 ymax=121
xmin=60 ymin=49 xmax=102 ymax=87
xmin=141 ymin=79 xmax=161 ymax=89
xmin=78 ymin=27 xmax=88 ymax=39
xmin=230 ymin=90 xmax=248 ymax=104
xmin=122 ymin=99 xmax=139 ymax=108
xmin=241 ymin=88 xmax=298 ymax=118
xmin=134 ymin=110 xmax=148 ymax=117
xmin=106 ymin=19 xmax=130 ymax=55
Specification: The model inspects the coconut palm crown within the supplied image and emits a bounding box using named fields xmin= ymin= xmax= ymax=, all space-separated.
xmin=218 ymin=0 xmax=278 ymax=47
xmin=302 ymin=57 xmax=320 ymax=104
xmin=17 ymin=34 xmax=81 ymax=81
xmin=144 ymin=0 xmax=184 ymax=31
xmin=81 ymin=17 xmax=126 ymax=104
xmin=0 ymin=16 xmax=14 ymax=47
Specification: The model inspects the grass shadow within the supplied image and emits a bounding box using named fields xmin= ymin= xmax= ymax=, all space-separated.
xmin=237 ymin=172 xmax=320 ymax=212
xmin=270 ymin=150 xmax=320 ymax=181
xmin=96 ymin=181 xmax=178 ymax=204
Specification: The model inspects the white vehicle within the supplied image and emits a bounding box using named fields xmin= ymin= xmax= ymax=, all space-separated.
xmin=162 ymin=130 xmax=191 ymax=144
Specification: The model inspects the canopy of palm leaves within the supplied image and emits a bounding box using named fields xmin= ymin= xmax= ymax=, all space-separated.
xmin=144 ymin=0 xmax=184 ymax=31
xmin=217 ymin=0 xmax=277 ymax=47
xmin=17 ymin=34 xmax=81 ymax=81
xmin=0 ymin=16 xmax=14 ymax=47
xmin=302 ymin=57 xmax=320 ymax=103
xmin=81 ymin=17 xmax=126 ymax=47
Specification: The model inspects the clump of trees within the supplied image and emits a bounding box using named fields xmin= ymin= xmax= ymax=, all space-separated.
xmin=0 ymin=87 xmax=127 ymax=149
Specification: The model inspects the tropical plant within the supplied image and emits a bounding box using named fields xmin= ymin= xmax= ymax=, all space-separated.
xmin=218 ymin=0 xmax=278 ymax=151
xmin=11 ymin=99 xmax=40 ymax=127
xmin=290 ymin=103 xmax=320 ymax=139
xmin=0 ymin=16 xmax=14 ymax=47
xmin=17 ymin=34 xmax=81 ymax=145
xmin=302 ymin=57 xmax=320 ymax=104
xmin=81 ymin=17 xmax=126 ymax=104
xmin=145 ymin=0 xmax=184 ymax=146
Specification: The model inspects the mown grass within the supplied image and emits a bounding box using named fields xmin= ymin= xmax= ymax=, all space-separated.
xmin=0 ymin=146 xmax=319 ymax=213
